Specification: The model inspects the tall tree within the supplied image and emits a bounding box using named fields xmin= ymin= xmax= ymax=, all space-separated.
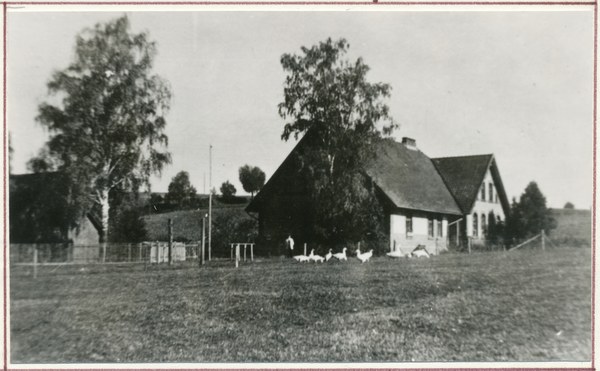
xmin=167 ymin=171 xmax=197 ymax=209
xmin=30 ymin=16 xmax=171 ymax=242
xmin=278 ymin=38 xmax=397 ymax=245
xmin=238 ymin=164 xmax=265 ymax=198
xmin=506 ymin=181 xmax=556 ymax=242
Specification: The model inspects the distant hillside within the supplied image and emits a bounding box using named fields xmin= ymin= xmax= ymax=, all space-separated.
xmin=549 ymin=208 xmax=591 ymax=247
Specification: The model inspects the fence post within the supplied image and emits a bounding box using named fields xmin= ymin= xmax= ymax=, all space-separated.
xmin=235 ymin=244 xmax=240 ymax=268
xmin=358 ymin=242 xmax=361 ymax=252
xmin=251 ymin=244 xmax=254 ymax=261
xmin=168 ymin=219 xmax=173 ymax=265
xmin=139 ymin=243 xmax=142 ymax=262
xmin=542 ymin=230 xmax=545 ymax=251
xmin=468 ymin=238 xmax=471 ymax=254
xmin=244 ymin=244 xmax=247 ymax=262
xmin=102 ymin=244 xmax=107 ymax=263
xmin=304 ymin=243 xmax=307 ymax=256
xmin=33 ymin=247 xmax=38 ymax=279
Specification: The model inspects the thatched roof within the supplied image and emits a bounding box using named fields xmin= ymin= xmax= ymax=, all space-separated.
xmin=431 ymin=154 xmax=510 ymax=215
xmin=365 ymin=139 xmax=462 ymax=215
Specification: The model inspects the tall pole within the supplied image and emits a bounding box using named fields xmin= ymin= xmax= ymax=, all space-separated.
xmin=168 ymin=218 xmax=173 ymax=265
xmin=208 ymin=145 xmax=212 ymax=261
xmin=201 ymin=215 xmax=206 ymax=265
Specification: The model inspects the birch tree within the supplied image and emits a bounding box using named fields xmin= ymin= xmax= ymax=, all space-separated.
xmin=278 ymin=38 xmax=397 ymax=245
xmin=31 ymin=16 xmax=171 ymax=242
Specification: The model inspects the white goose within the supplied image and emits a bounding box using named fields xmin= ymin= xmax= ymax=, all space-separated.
xmin=325 ymin=249 xmax=333 ymax=262
xmin=309 ymin=249 xmax=324 ymax=263
xmin=356 ymin=249 xmax=373 ymax=263
xmin=386 ymin=250 xmax=406 ymax=258
xmin=332 ymin=247 xmax=347 ymax=261
xmin=293 ymin=254 xmax=310 ymax=262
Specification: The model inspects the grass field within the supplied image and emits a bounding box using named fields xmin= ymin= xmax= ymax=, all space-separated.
xmin=10 ymin=247 xmax=591 ymax=363
xmin=550 ymin=208 xmax=592 ymax=247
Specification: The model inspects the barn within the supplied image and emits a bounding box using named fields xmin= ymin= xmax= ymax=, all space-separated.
xmin=9 ymin=172 xmax=101 ymax=245
xmin=246 ymin=132 xmax=510 ymax=255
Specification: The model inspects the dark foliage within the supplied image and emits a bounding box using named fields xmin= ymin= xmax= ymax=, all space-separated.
xmin=166 ymin=171 xmax=197 ymax=209
xmin=9 ymin=173 xmax=72 ymax=243
xmin=564 ymin=202 xmax=575 ymax=209
xmin=505 ymin=182 xmax=556 ymax=244
xmin=207 ymin=209 xmax=258 ymax=257
xmin=220 ymin=181 xmax=237 ymax=202
xmin=278 ymin=38 xmax=396 ymax=248
xmin=109 ymin=207 xmax=148 ymax=243
xmin=239 ymin=165 xmax=266 ymax=198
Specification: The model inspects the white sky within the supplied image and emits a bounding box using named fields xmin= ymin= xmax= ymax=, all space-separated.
xmin=6 ymin=7 xmax=594 ymax=209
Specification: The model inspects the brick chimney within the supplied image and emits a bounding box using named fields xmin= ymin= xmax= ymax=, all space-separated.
xmin=402 ymin=137 xmax=417 ymax=150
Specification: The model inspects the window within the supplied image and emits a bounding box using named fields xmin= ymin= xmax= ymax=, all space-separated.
xmin=473 ymin=213 xmax=479 ymax=237
xmin=428 ymin=219 xmax=434 ymax=238
xmin=481 ymin=184 xmax=486 ymax=201
xmin=482 ymin=214 xmax=487 ymax=236
xmin=489 ymin=182 xmax=493 ymax=202
xmin=406 ymin=216 xmax=413 ymax=234
xmin=495 ymin=193 xmax=499 ymax=204
xmin=437 ymin=220 xmax=443 ymax=237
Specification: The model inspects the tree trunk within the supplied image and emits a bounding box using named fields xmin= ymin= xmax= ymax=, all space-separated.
xmin=99 ymin=189 xmax=110 ymax=243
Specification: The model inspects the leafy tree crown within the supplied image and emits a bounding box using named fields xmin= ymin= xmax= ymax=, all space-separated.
xmin=30 ymin=15 xmax=172 ymax=238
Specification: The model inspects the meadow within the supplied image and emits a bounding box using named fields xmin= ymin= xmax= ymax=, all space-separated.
xmin=10 ymin=247 xmax=591 ymax=363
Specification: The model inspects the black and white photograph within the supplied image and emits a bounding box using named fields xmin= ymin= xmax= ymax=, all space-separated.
xmin=6 ymin=4 xmax=594 ymax=365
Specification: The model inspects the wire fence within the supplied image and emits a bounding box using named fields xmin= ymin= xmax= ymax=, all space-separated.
xmin=10 ymin=241 xmax=201 ymax=266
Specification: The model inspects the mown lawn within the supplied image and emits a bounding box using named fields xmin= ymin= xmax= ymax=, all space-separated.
xmin=10 ymin=247 xmax=592 ymax=363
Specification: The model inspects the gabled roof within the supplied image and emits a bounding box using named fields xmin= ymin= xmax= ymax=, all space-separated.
xmin=431 ymin=154 xmax=510 ymax=215
xmin=365 ymin=139 xmax=462 ymax=215
xmin=246 ymin=129 xmax=316 ymax=213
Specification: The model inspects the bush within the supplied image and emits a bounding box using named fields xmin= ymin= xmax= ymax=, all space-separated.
xmin=209 ymin=209 xmax=258 ymax=257
xmin=109 ymin=207 xmax=148 ymax=243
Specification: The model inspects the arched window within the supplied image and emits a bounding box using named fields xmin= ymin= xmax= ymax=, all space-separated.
xmin=489 ymin=182 xmax=493 ymax=202
xmin=481 ymin=184 xmax=486 ymax=201
xmin=473 ymin=213 xmax=479 ymax=237
xmin=481 ymin=213 xmax=487 ymax=236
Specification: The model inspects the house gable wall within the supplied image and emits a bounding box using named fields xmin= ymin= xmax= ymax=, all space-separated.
xmin=68 ymin=216 xmax=100 ymax=246
xmin=468 ymin=168 xmax=506 ymax=239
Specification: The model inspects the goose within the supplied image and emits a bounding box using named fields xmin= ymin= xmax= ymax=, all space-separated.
xmin=293 ymin=254 xmax=310 ymax=262
xmin=325 ymin=249 xmax=333 ymax=262
xmin=332 ymin=247 xmax=347 ymax=261
xmin=386 ymin=250 xmax=405 ymax=258
xmin=309 ymin=249 xmax=324 ymax=263
xmin=356 ymin=249 xmax=373 ymax=263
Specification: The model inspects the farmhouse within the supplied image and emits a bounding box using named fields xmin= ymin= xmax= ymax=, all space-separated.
xmin=246 ymin=131 xmax=510 ymax=255
xmin=9 ymin=172 xmax=101 ymax=245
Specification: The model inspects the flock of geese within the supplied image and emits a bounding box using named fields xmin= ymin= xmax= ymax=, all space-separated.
xmin=293 ymin=245 xmax=430 ymax=263
xmin=292 ymin=247 xmax=374 ymax=263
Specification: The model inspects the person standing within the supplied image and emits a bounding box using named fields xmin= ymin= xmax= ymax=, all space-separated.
xmin=285 ymin=235 xmax=294 ymax=258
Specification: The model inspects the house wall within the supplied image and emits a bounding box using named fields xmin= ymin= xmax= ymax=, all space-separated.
xmin=467 ymin=168 xmax=506 ymax=240
xmin=258 ymin=193 xmax=314 ymax=254
xmin=69 ymin=217 xmax=100 ymax=246
xmin=389 ymin=209 xmax=451 ymax=255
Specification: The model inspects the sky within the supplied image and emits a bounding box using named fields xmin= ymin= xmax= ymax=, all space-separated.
xmin=6 ymin=6 xmax=594 ymax=210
